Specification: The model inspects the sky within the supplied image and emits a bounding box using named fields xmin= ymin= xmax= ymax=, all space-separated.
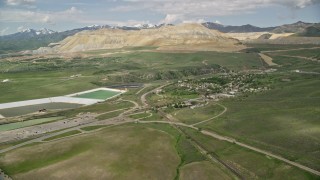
xmin=0 ymin=0 xmax=319 ymax=35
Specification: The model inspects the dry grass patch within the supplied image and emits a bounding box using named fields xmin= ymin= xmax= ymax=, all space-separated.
xmin=180 ymin=161 xmax=233 ymax=180
xmin=259 ymin=53 xmax=278 ymax=66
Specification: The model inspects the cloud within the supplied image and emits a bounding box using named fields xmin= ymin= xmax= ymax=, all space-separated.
xmin=78 ymin=19 xmax=152 ymax=27
xmin=0 ymin=10 xmax=44 ymax=23
xmin=0 ymin=7 xmax=83 ymax=24
xmin=114 ymin=0 xmax=320 ymax=17
xmin=276 ymin=0 xmax=320 ymax=8
xmin=0 ymin=27 xmax=9 ymax=35
xmin=6 ymin=0 xmax=35 ymax=6
xmin=42 ymin=15 xmax=52 ymax=23
xmin=182 ymin=18 xmax=206 ymax=24
xmin=17 ymin=25 xmax=25 ymax=31
xmin=0 ymin=5 xmax=149 ymax=27
xmin=63 ymin=6 xmax=83 ymax=15
xmin=160 ymin=14 xmax=182 ymax=24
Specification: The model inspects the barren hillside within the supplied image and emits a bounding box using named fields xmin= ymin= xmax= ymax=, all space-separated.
xmin=226 ymin=32 xmax=294 ymax=40
xmin=39 ymin=23 xmax=245 ymax=53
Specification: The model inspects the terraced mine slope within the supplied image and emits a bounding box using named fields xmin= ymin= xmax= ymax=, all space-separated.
xmin=35 ymin=23 xmax=245 ymax=53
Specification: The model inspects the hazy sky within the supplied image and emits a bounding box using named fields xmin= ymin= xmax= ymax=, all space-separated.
xmin=0 ymin=0 xmax=319 ymax=35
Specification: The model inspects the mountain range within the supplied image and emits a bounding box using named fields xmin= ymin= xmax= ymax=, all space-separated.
xmin=0 ymin=25 xmax=112 ymax=54
xmin=202 ymin=22 xmax=275 ymax=33
xmin=202 ymin=21 xmax=320 ymax=35
xmin=0 ymin=21 xmax=319 ymax=54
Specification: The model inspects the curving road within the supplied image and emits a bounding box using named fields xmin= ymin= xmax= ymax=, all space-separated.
xmin=191 ymin=103 xmax=227 ymax=126
xmin=140 ymin=83 xmax=172 ymax=107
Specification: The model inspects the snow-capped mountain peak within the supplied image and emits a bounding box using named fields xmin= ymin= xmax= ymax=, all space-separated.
xmin=133 ymin=23 xmax=156 ymax=29
xmin=38 ymin=28 xmax=56 ymax=35
xmin=21 ymin=28 xmax=32 ymax=33
xmin=20 ymin=28 xmax=56 ymax=35
xmin=87 ymin=24 xmax=99 ymax=28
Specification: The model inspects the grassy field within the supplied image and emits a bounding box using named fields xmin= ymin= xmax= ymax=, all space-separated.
xmin=180 ymin=161 xmax=233 ymax=180
xmin=0 ymin=51 xmax=263 ymax=103
xmin=172 ymin=103 xmax=225 ymax=124
xmin=0 ymin=138 xmax=38 ymax=151
xmin=137 ymin=123 xmax=234 ymax=179
xmin=268 ymin=48 xmax=320 ymax=59
xmin=139 ymin=111 xmax=165 ymax=122
xmin=43 ymin=130 xmax=82 ymax=141
xmin=82 ymin=46 xmax=157 ymax=55
xmin=182 ymin=127 xmax=318 ymax=179
xmin=269 ymin=55 xmax=320 ymax=72
xmin=0 ymin=45 xmax=319 ymax=179
xmin=199 ymin=74 xmax=320 ymax=170
xmin=247 ymin=44 xmax=320 ymax=52
xmin=80 ymin=125 xmax=109 ymax=131
xmin=96 ymin=110 xmax=124 ymax=120
xmin=147 ymin=85 xmax=201 ymax=107
xmin=0 ymin=71 xmax=99 ymax=103
xmin=116 ymin=51 xmax=264 ymax=71
xmin=73 ymin=90 xmax=121 ymax=100
xmin=0 ymin=125 xmax=180 ymax=179
xmin=0 ymin=103 xmax=82 ymax=117
xmin=129 ymin=112 xmax=151 ymax=119
xmin=0 ymin=117 xmax=64 ymax=131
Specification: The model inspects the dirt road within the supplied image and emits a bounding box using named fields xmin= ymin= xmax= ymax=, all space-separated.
xmin=261 ymin=46 xmax=320 ymax=53
xmin=192 ymin=103 xmax=228 ymax=126
xmin=281 ymin=55 xmax=320 ymax=63
xmin=140 ymin=83 xmax=171 ymax=107
xmin=135 ymin=84 xmax=150 ymax=95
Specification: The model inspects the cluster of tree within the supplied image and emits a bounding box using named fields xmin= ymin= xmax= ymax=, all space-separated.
xmin=200 ymin=76 xmax=229 ymax=85
xmin=171 ymin=88 xmax=198 ymax=96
